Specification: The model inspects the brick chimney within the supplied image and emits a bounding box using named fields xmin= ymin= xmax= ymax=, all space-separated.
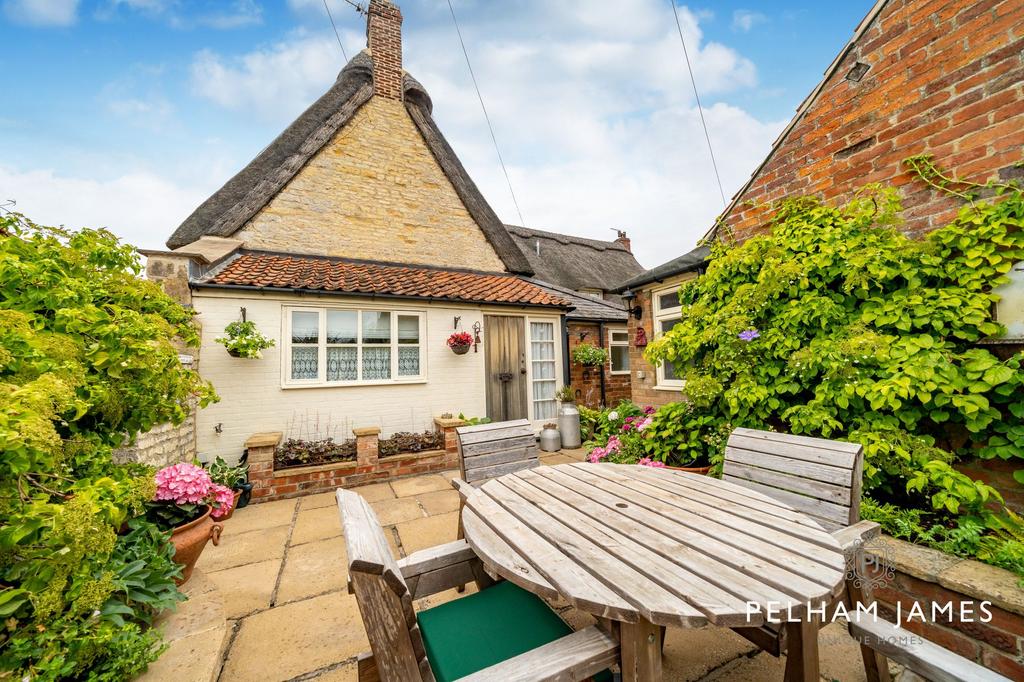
xmin=614 ymin=229 xmax=632 ymax=253
xmin=366 ymin=0 xmax=403 ymax=100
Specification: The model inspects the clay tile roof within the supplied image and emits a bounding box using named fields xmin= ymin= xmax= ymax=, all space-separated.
xmin=199 ymin=252 xmax=573 ymax=308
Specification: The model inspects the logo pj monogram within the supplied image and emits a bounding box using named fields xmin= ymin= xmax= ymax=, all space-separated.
xmin=846 ymin=536 xmax=895 ymax=591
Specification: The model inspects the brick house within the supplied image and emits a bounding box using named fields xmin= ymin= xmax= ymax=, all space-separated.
xmin=141 ymin=0 xmax=588 ymax=461
xmin=507 ymin=226 xmax=645 ymax=409
xmin=617 ymin=0 xmax=1023 ymax=408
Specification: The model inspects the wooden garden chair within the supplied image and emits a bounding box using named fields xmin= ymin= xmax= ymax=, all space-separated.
xmin=453 ymin=419 xmax=540 ymax=489
xmin=720 ymin=428 xmax=889 ymax=681
xmin=337 ymin=489 xmax=618 ymax=682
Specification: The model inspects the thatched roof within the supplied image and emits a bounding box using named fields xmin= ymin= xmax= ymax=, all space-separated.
xmin=166 ymin=50 xmax=533 ymax=275
xmin=506 ymin=225 xmax=644 ymax=295
xmin=614 ymin=245 xmax=710 ymax=292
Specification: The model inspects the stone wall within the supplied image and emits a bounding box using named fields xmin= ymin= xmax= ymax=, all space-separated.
xmin=236 ymin=96 xmax=507 ymax=272
xmin=867 ymin=535 xmax=1024 ymax=679
xmin=566 ymin=321 xmax=631 ymax=409
xmin=245 ymin=417 xmax=462 ymax=502
xmin=113 ymin=412 xmax=197 ymax=468
xmin=722 ymin=0 xmax=1024 ymax=243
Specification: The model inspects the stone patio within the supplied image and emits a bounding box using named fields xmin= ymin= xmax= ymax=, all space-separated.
xmin=147 ymin=449 xmax=890 ymax=681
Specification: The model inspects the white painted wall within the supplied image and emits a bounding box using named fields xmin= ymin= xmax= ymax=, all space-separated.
xmin=191 ymin=289 xmax=562 ymax=461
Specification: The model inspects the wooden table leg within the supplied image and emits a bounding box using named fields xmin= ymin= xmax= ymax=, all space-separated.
xmin=620 ymin=618 xmax=662 ymax=682
xmin=845 ymin=579 xmax=889 ymax=682
xmin=784 ymin=619 xmax=820 ymax=682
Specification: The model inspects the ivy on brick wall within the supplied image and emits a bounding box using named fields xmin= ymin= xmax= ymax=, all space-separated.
xmin=646 ymin=159 xmax=1024 ymax=575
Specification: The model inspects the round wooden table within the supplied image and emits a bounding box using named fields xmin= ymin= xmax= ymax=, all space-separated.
xmin=460 ymin=463 xmax=847 ymax=681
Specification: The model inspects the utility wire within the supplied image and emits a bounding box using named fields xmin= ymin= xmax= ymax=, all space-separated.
xmin=323 ymin=0 xmax=348 ymax=62
xmin=446 ymin=0 xmax=527 ymax=227
xmin=669 ymin=0 xmax=727 ymax=208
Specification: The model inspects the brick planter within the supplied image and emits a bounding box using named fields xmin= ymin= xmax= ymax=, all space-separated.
xmin=866 ymin=536 xmax=1024 ymax=679
xmin=245 ymin=417 xmax=464 ymax=502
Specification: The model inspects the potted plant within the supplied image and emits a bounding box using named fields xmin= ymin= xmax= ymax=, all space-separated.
xmin=555 ymin=385 xmax=577 ymax=404
xmin=572 ymin=343 xmax=608 ymax=367
xmin=447 ymin=331 xmax=474 ymax=355
xmin=204 ymin=456 xmax=251 ymax=520
xmin=147 ymin=462 xmax=235 ymax=583
xmin=216 ymin=320 xmax=275 ymax=358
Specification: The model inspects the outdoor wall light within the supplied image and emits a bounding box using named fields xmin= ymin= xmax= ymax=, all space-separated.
xmin=620 ymin=289 xmax=643 ymax=320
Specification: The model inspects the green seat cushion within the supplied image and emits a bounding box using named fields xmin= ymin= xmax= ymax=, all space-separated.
xmin=418 ymin=580 xmax=600 ymax=682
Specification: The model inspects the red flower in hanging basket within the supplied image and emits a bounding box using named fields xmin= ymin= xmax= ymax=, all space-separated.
xmin=447 ymin=331 xmax=474 ymax=348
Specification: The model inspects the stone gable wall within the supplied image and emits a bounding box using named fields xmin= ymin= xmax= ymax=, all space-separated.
xmin=236 ymin=96 xmax=507 ymax=272
xmin=724 ymin=0 xmax=1024 ymax=243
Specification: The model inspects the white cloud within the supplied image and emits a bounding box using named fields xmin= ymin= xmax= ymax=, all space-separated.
xmin=732 ymin=9 xmax=767 ymax=33
xmin=3 ymin=0 xmax=79 ymax=26
xmin=0 ymin=165 xmax=207 ymax=250
xmin=97 ymin=0 xmax=262 ymax=29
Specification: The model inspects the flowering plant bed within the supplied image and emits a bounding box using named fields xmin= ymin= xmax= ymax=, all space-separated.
xmin=147 ymin=462 xmax=236 ymax=526
xmin=379 ymin=430 xmax=445 ymax=457
xmin=275 ymin=437 xmax=357 ymax=469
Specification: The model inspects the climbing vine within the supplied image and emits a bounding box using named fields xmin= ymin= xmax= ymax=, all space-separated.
xmin=646 ymin=159 xmax=1024 ymax=573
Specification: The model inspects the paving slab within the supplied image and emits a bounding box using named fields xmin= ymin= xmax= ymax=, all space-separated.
xmin=276 ymin=535 xmax=348 ymax=605
xmin=308 ymin=662 xmax=357 ymax=681
xmin=390 ymin=474 xmax=452 ymax=497
xmin=818 ymin=621 xmax=870 ymax=682
xmin=351 ymin=481 xmax=396 ymax=503
xmin=438 ymin=469 xmax=460 ymax=481
xmin=291 ymin=504 xmax=344 ymax=545
xmin=414 ymin=583 xmax=479 ymax=612
xmin=225 ymin=497 xmax=297 ymax=535
xmin=220 ymin=592 xmax=367 ymax=682
xmin=703 ymin=651 xmax=785 ymax=681
xmin=197 ymin=524 xmax=289 ymax=573
xmin=298 ymin=490 xmax=337 ymax=510
xmin=369 ymin=496 xmax=424 ymax=526
xmin=138 ymin=628 xmax=227 ymax=682
xmin=205 ymin=560 xmax=279 ymax=619
xmin=539 ymin=453 xmax=580 ymax=465
xmin=416 ymin=488 xmax=461 ymax=516
xmin=395 ymin=511 xmax=459 ymax=554
xmin=662 ymin=626 xmax=758 ymax=681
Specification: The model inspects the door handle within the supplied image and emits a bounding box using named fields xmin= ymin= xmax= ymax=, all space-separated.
xmin=498 ymin=372 xmax=514 ymax=382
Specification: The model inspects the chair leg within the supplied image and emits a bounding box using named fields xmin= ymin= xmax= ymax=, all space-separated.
xmin=456 ymin=504 xmax=467 ymax=593
xmin=659 ymin=625 xmax=667 ymax=653
xmin=845 ymin=578 xmax=889 ymax=682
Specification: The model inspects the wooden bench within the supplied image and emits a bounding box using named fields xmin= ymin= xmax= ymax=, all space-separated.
xmin=455 ymin=419 xmax=539 ymax=486
xmin=848 ymin=611 xmax=1010 ymax=682
xmin=337 ymin=489 xmax=618 ymax=682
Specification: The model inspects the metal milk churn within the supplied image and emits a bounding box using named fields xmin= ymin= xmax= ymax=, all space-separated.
xmin=539 ymin=423 xmax=561 ymax=452
xmin=557 ymin=401 xmax=582 ymax=449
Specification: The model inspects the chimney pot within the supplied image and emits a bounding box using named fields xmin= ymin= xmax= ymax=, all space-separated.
xmin=614 ymin=229 xmax=631 ymax=253
xmin=366 ymin=0 xmax=403 ymax=100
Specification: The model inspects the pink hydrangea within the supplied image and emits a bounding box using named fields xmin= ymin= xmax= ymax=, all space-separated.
xmin=154 ymin=462 xmax=213 ymax=505
xmin=636 ymin=417 xmax=653 ymax=432
xmin=606 ymin=436 xmax=621 ymax=452
xmin=587 ymin=447 xmax=607 ymax=463
xmin=638 ymin=457 xmax=666 ymax=468
xmin=643 ymin=406 xmax=656 ymax=415
xmin=209 ymin=483 xmax=236 ymax=519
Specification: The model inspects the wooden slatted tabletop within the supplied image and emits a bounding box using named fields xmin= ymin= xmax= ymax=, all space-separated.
xmin=461 ymin=462 xmax=848 ymax=681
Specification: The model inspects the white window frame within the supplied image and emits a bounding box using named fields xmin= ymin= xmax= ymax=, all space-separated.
xmin=607 ymin=327 xmax=630 ymax=375
xmin=526 ymin=317 xmax=559 ymax=422
xmin=282 ymin=305 xmax=426 ymax=388
xmin=652 ymin=285 xmax=685 ymax=390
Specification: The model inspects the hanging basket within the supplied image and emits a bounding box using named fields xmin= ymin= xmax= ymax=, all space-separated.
xmin=451 ymin=344 xmax=471 ymax=356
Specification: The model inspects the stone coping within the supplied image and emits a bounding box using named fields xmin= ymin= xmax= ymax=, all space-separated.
xmin=271 ymin=448 xmax=448 ymax=479
xmin=870 ymin=535 xmax=1024 ymax=616
xmin=352 ymin=426 xmax=381 ymax=437
xmin=245 ymin=432 xmax=283 ymax=448
xmin=434 ymin=417 xmax=467 ymax=428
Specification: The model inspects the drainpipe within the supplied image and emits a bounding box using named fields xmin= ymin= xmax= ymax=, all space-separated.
xmin=561 ymin=316 xmax=571 ymax=395
xmin=597 ymin=321 xmax=607 ymax=408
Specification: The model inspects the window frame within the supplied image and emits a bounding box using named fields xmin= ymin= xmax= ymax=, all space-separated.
xmin=652 ymin=285 xmax=685 ymax=390
xmin=281 ymin=305 xmax=426 ymax=388
xmin=527 ymin=318 xmax=559 ymax=422
xmin=607 ymin=326 xmax=630 ymax=375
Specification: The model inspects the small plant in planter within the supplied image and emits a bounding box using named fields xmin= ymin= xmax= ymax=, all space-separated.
xmin=216 ymin=320 xmax=275 ymax=358
xmin=447 ymin=331 xmax=474 ymax=355
xmin=555 ymin=385 xmax=577 ymax=403
xmin=572 ymin=343 xmax=608 ymax=367
xmin=147 ymin=462 xmax=235 ymax=583
xmin=203 ymin=456 xmax=251 ymax=520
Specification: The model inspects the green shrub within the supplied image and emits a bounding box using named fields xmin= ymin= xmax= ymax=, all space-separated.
xmin=0 ymin=212 xmax=218 ymax=678
xmin=571 ymin=343 xmax=608 ymax=367
xmin=645 ymin=161 xmax=1024 ymax=573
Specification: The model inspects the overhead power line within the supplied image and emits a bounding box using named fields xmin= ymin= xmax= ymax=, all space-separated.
xmin=446 ymin=0 xmax=527 ymax=227
xmin=668 ymin=0 xmax=727 ymax=208
xmin=323 ymin=0 xmax=348 ymax=62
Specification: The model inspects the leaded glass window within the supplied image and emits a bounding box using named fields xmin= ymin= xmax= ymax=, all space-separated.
xmin=290 ymin=311 xmax=319 ymax=380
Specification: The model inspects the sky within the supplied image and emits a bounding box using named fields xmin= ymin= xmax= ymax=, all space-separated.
xmin=1 ymin=0 xmax=876 ymax=269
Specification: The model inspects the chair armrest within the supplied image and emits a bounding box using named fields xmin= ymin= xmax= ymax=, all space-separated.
xmin=454 ymin=625 xmax=619 ymax=682
xmin=451 ymin=477 xmax=472 ymax=500
xmin=397 ymin=539 xmax=481 ymax=599
xmin=831 ymin=520 xmax=881 ymax=555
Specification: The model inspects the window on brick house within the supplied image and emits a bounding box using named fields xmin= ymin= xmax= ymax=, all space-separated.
xmin=652 ymin=285 xmax=685 ymax=389
xmin=284 ymin=306 xmax=424 ymax=386
xmin=608 ymin=328 xmax=630 ymax=374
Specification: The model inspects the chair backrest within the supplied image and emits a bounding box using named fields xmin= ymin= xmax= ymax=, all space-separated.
xmin=455 ymin=419 xmax=539 ymax=486
xmin=336 ymin=490 xmax=431 ymax=681
xmin=722 ymin=427 xmax=863 ymax=532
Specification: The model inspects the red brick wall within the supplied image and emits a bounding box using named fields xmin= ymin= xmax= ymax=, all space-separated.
xmin=724 ymin=0 xmax=1024 ymax=243
xmin=367 ymin=0 xmax=404 ymax=100
xmin=566 ymin=321 xmax=632 ymax=409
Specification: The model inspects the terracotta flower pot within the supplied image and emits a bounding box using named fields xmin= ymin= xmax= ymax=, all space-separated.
xmin=214 ymin=490 xmax=243 ymax=521
xmin=170 ymin=507 xmax=222 ymax=584
xmin=450 ymin=344 xmax=471 ymax=355
xmin=665 ymin=464 xmax=712 ymax=475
